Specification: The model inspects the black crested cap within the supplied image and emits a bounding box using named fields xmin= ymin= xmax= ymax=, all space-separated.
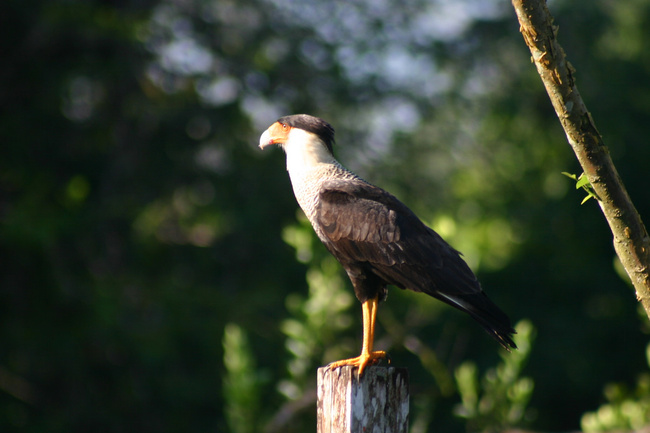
xmin=277 ymin=114 xmax=335 ymax=154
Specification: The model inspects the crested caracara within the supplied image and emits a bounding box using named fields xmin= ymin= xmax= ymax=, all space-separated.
xmin=259 ymin=114 xmax=516 ymax=375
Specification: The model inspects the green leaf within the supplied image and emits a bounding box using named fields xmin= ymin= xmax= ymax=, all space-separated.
xmin=576 ymin=173 xmax=591 ymax=189
xmin=562 ymin=171 xmax=600 ymax=204
xmin=561 ymin=172 xmax=578 ymax=181
xmin=581 ymin=195 xmax=594 ymax=205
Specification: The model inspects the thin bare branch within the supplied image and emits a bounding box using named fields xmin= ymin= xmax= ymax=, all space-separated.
xmin=511 ymin=0 xmax=650 ymax=318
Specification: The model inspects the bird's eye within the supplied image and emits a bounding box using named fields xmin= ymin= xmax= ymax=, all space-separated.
xmin=281 ymin=123 xmax=288 ymax=130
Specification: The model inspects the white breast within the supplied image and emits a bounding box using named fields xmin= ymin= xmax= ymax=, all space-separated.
xmin=281 ymin=128 xmax=357 ymax=221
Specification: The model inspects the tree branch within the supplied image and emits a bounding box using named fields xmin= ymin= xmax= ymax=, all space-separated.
xmin=511 ymin=0 xmax=650 ymax=319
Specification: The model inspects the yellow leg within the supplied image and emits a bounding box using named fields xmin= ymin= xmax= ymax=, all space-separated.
xmin=327 ymin=296 xmax=387 ymax=376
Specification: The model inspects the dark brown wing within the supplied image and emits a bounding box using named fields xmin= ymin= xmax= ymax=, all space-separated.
xmin=316 ymin=178 xmax=516 ymax=349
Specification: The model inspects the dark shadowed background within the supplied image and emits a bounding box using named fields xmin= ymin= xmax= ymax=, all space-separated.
xmin=2 ymin=0 xmax=649 ymax=431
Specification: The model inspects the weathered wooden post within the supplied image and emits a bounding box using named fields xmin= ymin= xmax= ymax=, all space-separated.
xmin=317 ymin=366 xmax=409 ymax=433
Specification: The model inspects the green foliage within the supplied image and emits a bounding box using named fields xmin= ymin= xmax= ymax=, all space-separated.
xmin=454 ymin=320 xmax=536 ymax=432
xmin=581 ymin=342 xmax=650 ymax=432
xmin=278 ymin=217 xmax=354 ymax=400
xmin=222 ymin=324 xmax=260 ymax=433
xmin=430 ymin=213 xmax=522 ymax=272
xmin=562 ymin=172 xmax=600 ymax=204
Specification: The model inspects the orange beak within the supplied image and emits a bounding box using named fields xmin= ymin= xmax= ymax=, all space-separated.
xmin=259 ymin=121 xmax=291 ymax=149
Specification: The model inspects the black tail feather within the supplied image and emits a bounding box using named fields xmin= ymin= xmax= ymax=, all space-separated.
xmin=439 ymin=292 xmax=517 ymax=350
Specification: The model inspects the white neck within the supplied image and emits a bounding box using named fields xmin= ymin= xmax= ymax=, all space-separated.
xmin=281 ymin=128 xmax=350 ymax=219
xmin=282 ymin=128 xmax=337 ymax=175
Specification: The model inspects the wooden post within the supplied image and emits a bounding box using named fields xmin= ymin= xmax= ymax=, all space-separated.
xmin=317 ymin=366 xmax=409 ymax=433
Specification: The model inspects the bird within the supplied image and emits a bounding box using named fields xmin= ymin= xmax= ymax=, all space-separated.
xmin=259 ymin=114 xmax=516 ymax=376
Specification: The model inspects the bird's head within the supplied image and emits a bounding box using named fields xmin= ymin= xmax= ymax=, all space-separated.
xmin=259 ymin=114 xmax=335 ymax=156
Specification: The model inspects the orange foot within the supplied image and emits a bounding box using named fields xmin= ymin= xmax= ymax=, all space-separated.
xmin=327 ymin=350 xmax=388 ymax=376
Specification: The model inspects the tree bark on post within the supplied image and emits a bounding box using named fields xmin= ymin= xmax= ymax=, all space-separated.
xmin=317 ymin=366 xmax=409 ymax=433
xmin=511 ymin=0 xmax=650 ymax=319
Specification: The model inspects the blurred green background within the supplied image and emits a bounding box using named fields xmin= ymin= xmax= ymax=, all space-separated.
xmin=2 ymin=0 xmax=650 ymax=431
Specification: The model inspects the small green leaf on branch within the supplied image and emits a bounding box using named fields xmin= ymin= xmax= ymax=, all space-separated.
xmin=561 ymin=172 xmax=600 ymax=204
